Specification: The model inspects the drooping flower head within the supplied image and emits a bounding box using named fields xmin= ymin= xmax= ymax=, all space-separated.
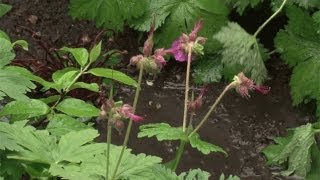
xmin=130 ymin=21 xmax=169 ymax=74
xmin=232 ymin=72 xmax=270 ymax=98
xmin=188 ymin=87 xmax=207 ymax=113
xmin=168 ymin=19 xmax=207 ymax=62
xmin=118 ymin=104 xmax=144 ymax=123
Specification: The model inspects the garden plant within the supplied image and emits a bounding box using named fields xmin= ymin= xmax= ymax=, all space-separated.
xmin=0 ymin=0 xmax=320 ymax=179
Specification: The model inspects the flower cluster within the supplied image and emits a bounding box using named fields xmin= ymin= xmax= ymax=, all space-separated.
xmin=130 ymin=24 xmax=169 ymax=74
xmin=99 ymin=100 xmax=143 ymax=133
xmin=168 ymin=20 xmax=207 ymax=62
xmin=232 ymin=72 xmax=270 ymax=98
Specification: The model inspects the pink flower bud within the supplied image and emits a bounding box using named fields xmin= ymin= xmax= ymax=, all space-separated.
xmin=119 ymin=104 xmax=144 ymax=123
xmin=99 ymin=110 xmax=107 ymax=120
xmin=189 ymin=19 xmax=203 ymax=41
xmin=130 ymin=55 xmax=144 ymax=66
xmin=143 ymin=22 xmax=155 ymax=56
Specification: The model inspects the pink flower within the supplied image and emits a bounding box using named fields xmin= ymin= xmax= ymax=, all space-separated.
xmin=168 ymin=20 xmax=206 ymax=62
xmin=233 ymin=72 xmax=270 ymax=98
xmin=152 ymin=48 xmax=168 ymax=67
xmin=119 ymin=104 xmax=144 ymax=123
xmin=143 ymin=22 xmax=155 ymax=56
xmin=188 ymin=87 xmax=207 ymax=112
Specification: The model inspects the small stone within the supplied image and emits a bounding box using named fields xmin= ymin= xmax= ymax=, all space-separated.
xmin=27 ymin=15 xmax=38 ymax=24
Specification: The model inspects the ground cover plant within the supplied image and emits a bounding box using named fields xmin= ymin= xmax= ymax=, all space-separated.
xmin=0 ymin=0 xmax=320 ymax=179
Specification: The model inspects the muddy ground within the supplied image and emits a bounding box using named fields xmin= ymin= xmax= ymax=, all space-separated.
xmin=0 ymin=0 xmax=315 ymax=179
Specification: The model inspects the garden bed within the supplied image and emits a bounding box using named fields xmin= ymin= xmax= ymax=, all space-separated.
xmin=0 ymin=0 xmax=315 ymax=179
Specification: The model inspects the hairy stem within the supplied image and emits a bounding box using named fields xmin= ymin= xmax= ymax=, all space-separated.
xmin=111 ymin=66 xmax=144 ymax=180
xmin=188 ymin=82 xmax=235 ymax=138
xmin=253 ymin=0 xmax=287 ymax=38
xmin=182 ymin=45 xmax=193 ymax=132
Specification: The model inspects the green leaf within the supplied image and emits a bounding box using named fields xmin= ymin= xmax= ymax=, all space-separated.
xmin=149 ymin=165 xmax=179 ymax=180
xmin=189 ymin=133 xmax=226 ymax=155
xmin=52 ymin=67 xmax=79 ymax=91
xmin=70 ymin=82 xmax=99 ymax=92
xmin=60 ymin=47 xmax=89 ymax=67
xmin=0 ymin=68 xmax=36 ymax=101
xmin=39 ymin=95 xmax=61 ymax=105
xmin=12 ymin=40 xmax=28 ymax=51
xmin=219 ymin=173 xmax=240 ymax=180
xmin=0 ymin=30 xmax=10 ymax=41
xmin=0 ymin=3 xmax=12 ymax=17
xmin=130 ymin=0 xmax=228 ymax=51
xmin=193 ymin=55 xmax=223 ymax=85
xmin=138 ymin=123 xmax=186 ymax=141
xmin=214 ymin=22 xmax=269 ymax=84
xmin=56 ymin=98 xmax=100 ymax=117
xmin=306 ymin=144 xmax=320 ymax=180
xmin=0 ymin=152 xmax=24 ymax=180
xmin=226 ymin=0 xmax=264 ymax=15
xmin=47 ymin=114 xmax=92 ymax=137
xmin=262 ymin=123 xmax=317 ymax=177
xmin=272 ymin=0 xmax=320 ymax=10
xmin=275 ymin=6 xmax=320 ymax=113
xmin=89 ymin=41 xmax=101 ymax=63
xmin=4 ymin=66 xmax=53 ymax=88
xmin=178 ymin=168 xmax=211 ymax=180
xmin=69 ymin=0 xmax=147 ymax=32
xmin=0 ymin=99 xmax=50 ymax=120
xmin=88 ymin=68 xmax=137 ymax=87
xmin=0 ymin=38 xmax=15 ymax=68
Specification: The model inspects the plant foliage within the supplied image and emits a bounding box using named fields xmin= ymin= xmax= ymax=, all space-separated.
xmin=214 ymin=22 xmax=269 ymax=84
xmin=275 ymin=6 xmax=320 ymax=116
xmin=262 ymin=123 xmax=320 ymax=178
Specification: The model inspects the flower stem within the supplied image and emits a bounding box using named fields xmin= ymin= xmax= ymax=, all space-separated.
xmin=188 ymin=82 xmax=235 ymax=138
xmin=253 ymin=0 xmax=287 ymax=38
xmin=106 ymin=83 xmax=114 ymax=180
xmin=172 ymin=140 xmax=187 ymax=172
xmin=182 ymin=45 xmax=193 ymax=132
xmin=111 ymin=66 xmax=144 ymax=180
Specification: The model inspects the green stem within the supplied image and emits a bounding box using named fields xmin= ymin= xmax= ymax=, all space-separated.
xmin=106 ymin=124 xmax=112 ymax=180
xmin=253 ymin=0 xmax=287 ymax=38
xmin=182 ymin=45 xmax=193 ymax=132
xmin=111 ymin=66 xmax=144 ymax=180
xmin=172 ymin=140 xmax=187 ymax=171
xmin=188 ymin=82 xmax=235 ymax=138
xmin=106 ymin=83 xmax=114 ymax=180
xmin=51 ymin=63 xmax=92 ymax=109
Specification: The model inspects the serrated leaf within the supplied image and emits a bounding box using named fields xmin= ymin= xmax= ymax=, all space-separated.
xmin=214 ymin=22 xmax=269 ymax=84
xmin=0 ymin=99 xmax=50 ymax=120
xmin=262 ymin=123 xmax=317 ymax=177
xmin=226 ymin=0 xmax=264 ymax=15
xmin=0 ymin=69 xmax=36 ymax=101
xmin=0 ymin=38 xmax=15 ymax=68
xmin=138 ymin=123 xmax=186 ymax=141
xmin=149 ymin=165 xmax=179 ymax=180
xmin=69 ymin=0 xmax=147 ymax=32
xmin=275 ymin=6 xmax=320 ymax=113
xmin=178 ymin=168 xmax=211 ymax=180
xmin=130 ymin=0 xmax=228 ymax=51
xmin=60 ymin=47 xmax=89 ymax=67
xmin=47 ymin=114 xmax=92 ymax=137
xmin=0 ymin=152 xmax=24 ymax=180
xmin=193 ymin=55 xmax=223 ymax=85
xmin=0 ymin=3 xmax=11 ymax=17
xmin=88 ymin=68 xmax=137 ymax=87
xmin=189 ymin=133 xmax=226 ymax=155
xmin=89 ymin=41 xmax=101 ymax=63
xmin=272 ymin=0 xmax=320 ymax=10
xmin=56 ymin=98 xmax=100 ymax=117
xmin=219 ymin=173 xmax=240 ymax=180
xmin=70 ymin=82 xmax=99 ymax=92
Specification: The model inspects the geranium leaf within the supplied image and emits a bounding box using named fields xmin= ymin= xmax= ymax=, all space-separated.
xmin=178 ymin=168 xmax=211 ymax=180
xmin=214 ymin=22 xmax=269 ymax=84
xmin=138 ymin=123 xmax=186 ymax=141
xmin=0 ymin=3 xmax=11 ymax=17
xmin=189 ymin=133 xmax=226 ymax=155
